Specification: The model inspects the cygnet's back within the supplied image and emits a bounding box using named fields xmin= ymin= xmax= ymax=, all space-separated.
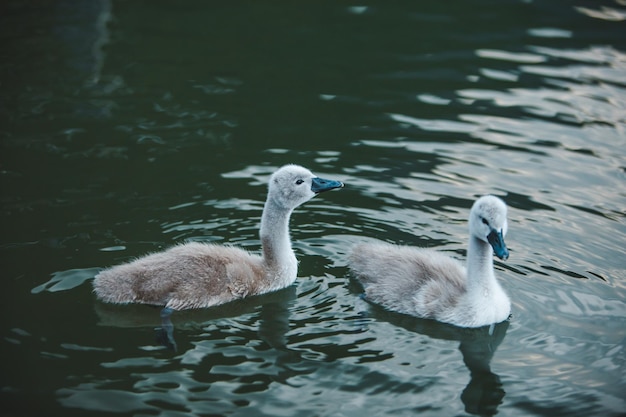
xmin=94 ymin=243 xmax=266 ymax=310
xmin=350 ymin=243 xmax=467 ymax=317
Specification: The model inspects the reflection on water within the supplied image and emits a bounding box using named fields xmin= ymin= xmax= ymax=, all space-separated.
xmin=65 ymin=287 xmax=298 ymax=413
xmin=358 ymin=303 xmax=511 ymax=416
xmin=70 ymin=278 xmax=513 ymax=416
xmin=93 ymin=286 xmax=298 ymax=350
xmin=1 ymin=0 xmax=626 ymax=416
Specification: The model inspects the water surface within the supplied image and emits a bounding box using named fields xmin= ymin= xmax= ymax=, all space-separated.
xmin=1 ymin=1 xmax=625 ymax=416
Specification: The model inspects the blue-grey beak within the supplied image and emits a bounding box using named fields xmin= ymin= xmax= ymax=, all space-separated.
xmin=487 ymin=228 xmax=509 ymax=260
xmin=311 ymin=177 xmax=344 ymax=194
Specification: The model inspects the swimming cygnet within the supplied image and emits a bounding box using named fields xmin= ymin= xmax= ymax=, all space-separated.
xmin=349 ymin=195 xmax=511 ymax=328
xmin=93 ymin=164 xmax=343 ymax=310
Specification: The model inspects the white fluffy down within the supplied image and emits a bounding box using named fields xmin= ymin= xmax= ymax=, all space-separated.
xmin=349 ymin=195 xmax=511 ymax=328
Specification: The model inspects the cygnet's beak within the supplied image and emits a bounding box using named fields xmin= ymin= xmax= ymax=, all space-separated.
xmin=487 ymin=228 xmax=509 ymax=260
xmin=311 ymin=177 xmax=344 ymax=194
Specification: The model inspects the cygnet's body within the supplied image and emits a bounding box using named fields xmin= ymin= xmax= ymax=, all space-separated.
xmin=93 ymin=164 xmax=343 ymax=310
xmin=349 ymin=195 xmax=511 ymax=328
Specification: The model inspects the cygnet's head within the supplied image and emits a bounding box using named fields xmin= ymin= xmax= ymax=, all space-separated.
xmin=469 ymin=195 xmax=509 ymax=260
xmin=268 ymin=164 xmax=343 ymax=209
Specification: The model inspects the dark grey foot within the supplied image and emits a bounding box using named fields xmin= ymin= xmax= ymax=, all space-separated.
xmin=155 ymin=307 xmax=177 ymax=351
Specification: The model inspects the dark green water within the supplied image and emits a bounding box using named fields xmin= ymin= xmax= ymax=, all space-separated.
xmin=1 ymin=1 xmax=625 ymax=416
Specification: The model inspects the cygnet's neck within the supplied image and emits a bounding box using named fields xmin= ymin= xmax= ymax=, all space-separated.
xmin=465 ymin=236 xmax=498 ymax=296
xmin=259 ymin=198 xmax=297 ymax=273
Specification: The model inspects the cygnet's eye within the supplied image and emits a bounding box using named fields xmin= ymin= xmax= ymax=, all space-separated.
xmin=481 ymin=217 xmax=489 ymax=226
xmin=295 ymin=179 xmax=304 ymax=185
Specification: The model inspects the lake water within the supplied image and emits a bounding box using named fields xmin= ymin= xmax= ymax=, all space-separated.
xmin=1 ymin=1 xmax=625 ymax=416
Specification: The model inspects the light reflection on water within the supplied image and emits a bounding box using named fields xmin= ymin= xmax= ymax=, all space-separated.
xmin=1 ymin=1 xmax=625 ymax=416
